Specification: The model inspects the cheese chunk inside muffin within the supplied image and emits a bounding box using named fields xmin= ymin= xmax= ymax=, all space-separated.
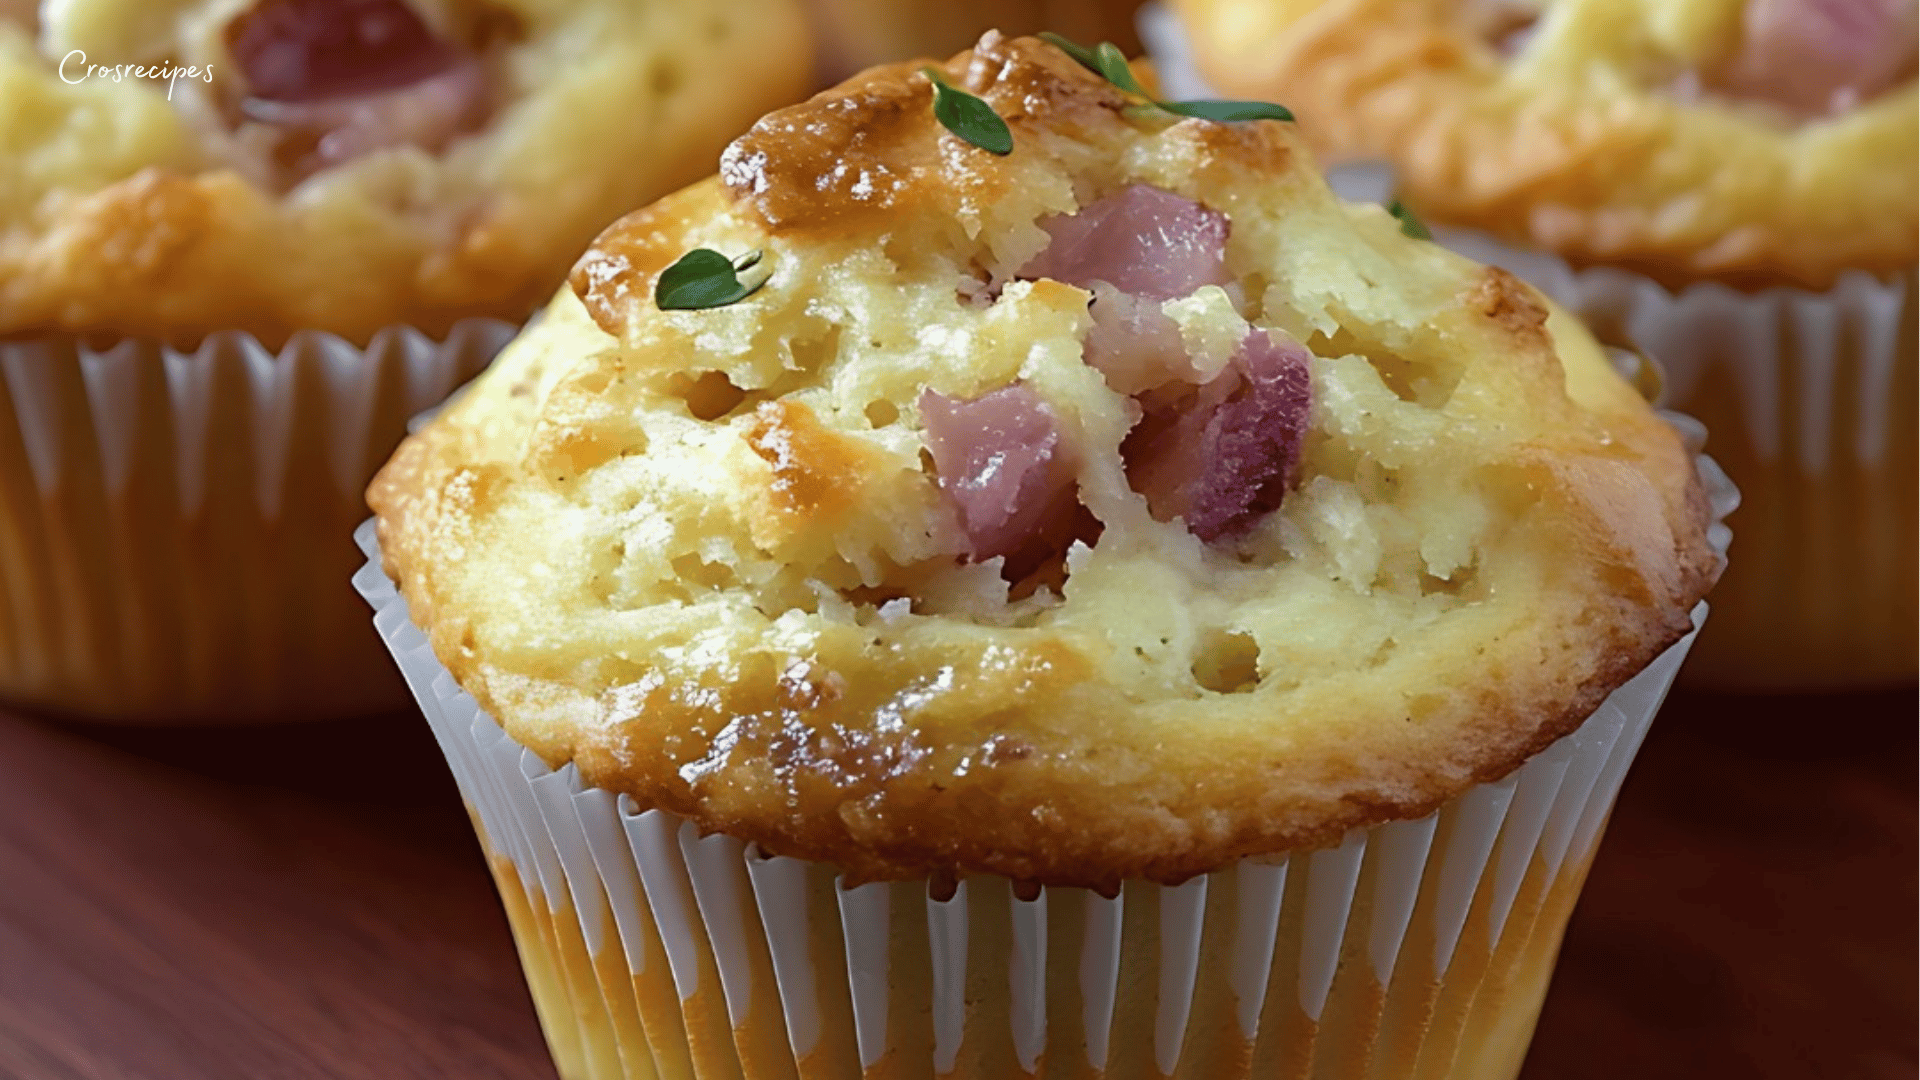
xmin=372 ymin=33 xmax=1720 ymax=888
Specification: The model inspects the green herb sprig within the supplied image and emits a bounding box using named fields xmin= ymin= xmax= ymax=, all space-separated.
xmin=1158 ymin=99 xmax=1298 ymax=122
xmin=921 ymin=67 xmax=1013 ymax=155
xmin=1387 ymin=199 xmax=1431 ymax=240
xmin=655 ymin=248 xmax=767 ymax=310
xmin=1040 ymin=33 xmax=1294 ymax=124
xmin=1040 ymin=32 xmax=1102 ymax=72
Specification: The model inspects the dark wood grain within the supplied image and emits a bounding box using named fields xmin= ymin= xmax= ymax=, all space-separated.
xmin=0 ymin=691 xmax=1911 ymax=1080
xmin=1524 ymin=690 xmax=1917 ymax=1080
xmin=0 ymin=713 xmax=553 ymax=1080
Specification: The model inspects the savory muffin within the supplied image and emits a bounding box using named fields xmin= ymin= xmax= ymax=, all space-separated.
xmin=1169 ymin=0 xmax=1915 ymax=686
xmin=374 ymin=29 xmax=1716 ymax=886
xmin=366 ymin=34 xmax=1726 ymax=1078
xmin=1169 ymin=0 xmax=1916 ymax=290
xmin=367 ymin=32 xmax=1722 ymax=1078
xmin=1 ymin=0 xmax=812 ymax=347
xmin=0 ymin=0 xmax=811 ymax=722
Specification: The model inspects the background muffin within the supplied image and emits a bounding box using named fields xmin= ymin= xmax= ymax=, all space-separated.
xmin=1165 ymin=0 xmax=1916 ymax=687
xmin=5 ymin=0 xmax=814 ymax=345
xmin=800 ymin=0 xmax=1144 ymax=81
xmin=0 ymin=0 xmax=812 ymax=721
xmin=366 ymin=33 xmax=1723 ymax=1077
xmin=1167 ymin=0 xmax=1913 ymax=288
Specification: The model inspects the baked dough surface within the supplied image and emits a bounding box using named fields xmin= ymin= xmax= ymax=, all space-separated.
xmin=373 ymin=33 xmax=1718 ymax=887
xmin=1172 ymin=0 xmax=1918 ymax=289
xmin=0 ymin=0 xmax=811 ymax=345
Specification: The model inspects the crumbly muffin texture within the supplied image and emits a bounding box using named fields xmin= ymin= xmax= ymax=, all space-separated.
xmin=1172 ymin=0 xmax=1918 ymax=289
xmin=0 ymin=0 xmax=810 ymax=345
xmin=373 ymin=33 xmax=1718 ymax=887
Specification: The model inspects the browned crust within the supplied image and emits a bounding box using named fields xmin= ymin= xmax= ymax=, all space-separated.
xmin=1464 ymin=265 xmax=1551 ymax=348
xmin=569 ymin=181 xmax=730 ymax=342
xmin=746 ymin=399 xmax=875 ymax=526
xmin=719 ymin=35 xmax=1132 ymax=236
xmin=1171 ymin=0 xmax=1919 ymax=290
xmin=0 ymin=167 xmax=551 ymax=347
xmin=571 ymin=31 xmax=1140 ymax=340
xmin=371 ymin=34 xmax=1723 ymax=890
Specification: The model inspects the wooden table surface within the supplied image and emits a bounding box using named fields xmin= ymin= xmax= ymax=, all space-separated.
xmin=0 ymin=689 xmax=1911 ymax=1080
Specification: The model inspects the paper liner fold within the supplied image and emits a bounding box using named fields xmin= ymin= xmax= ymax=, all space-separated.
xmin=0 ymin=319 xmax=511 ymax=721
xmin=356 ymin=515 xmax=1714 ymax=1079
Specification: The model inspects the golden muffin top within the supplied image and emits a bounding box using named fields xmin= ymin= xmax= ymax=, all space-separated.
xmin=1172 ymin=0 xmax=1919 ymax=290
xmin=0 ymin=0 xmax=811 ymax=346
xmin=371 ymin=32 xmax=1719 ymax=889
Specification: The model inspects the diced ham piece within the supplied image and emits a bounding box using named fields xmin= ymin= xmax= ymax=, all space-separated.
xmin=1020 ymin=184 xmax=1233 ymax=300
xmin=1126 ymin=331 xmax=1313 ymax=542
xmin=919 ymin=385 xmax=1078 ymax=563
xmin=1720 ymin=0 xmax=1918 ymax=114
xmin=231 ymin=0 xmax=463 ymax=101
xmin=1019 ymin=185 xmax=1233 ymax=391
xmin=937 ymin=186 xmax=1310 ymax=556
xmin=229 ymin=0 xmax=488 ymax=170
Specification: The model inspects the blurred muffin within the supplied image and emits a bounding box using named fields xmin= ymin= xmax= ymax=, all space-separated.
xmin=6 ymin=0 xmax=813 ymax=344
xmin=365 ymin=32 xmax=1722 ymax=1078
xmin=801 ymin=0 xmax=1144 ymax=80
xmin=1170 ymin=0 xmax=1917 ymax=687
xmin=0 ymin=0 xmax=811 ymax=721
xmin=1170 ymin=0 xmax=1913 ymax=287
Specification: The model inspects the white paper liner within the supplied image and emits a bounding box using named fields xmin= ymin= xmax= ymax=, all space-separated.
xmin=0 ymin=319 xmax=513 ymax=722
xmin=356 ymin=535 xmax=1721 ymax=1079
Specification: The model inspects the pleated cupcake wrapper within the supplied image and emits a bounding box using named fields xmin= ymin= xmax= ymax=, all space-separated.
xmin=0 ymin=319 xmax=513 ymax=722
xmin=356 ymin=524 xmax=1718 ymax=1079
